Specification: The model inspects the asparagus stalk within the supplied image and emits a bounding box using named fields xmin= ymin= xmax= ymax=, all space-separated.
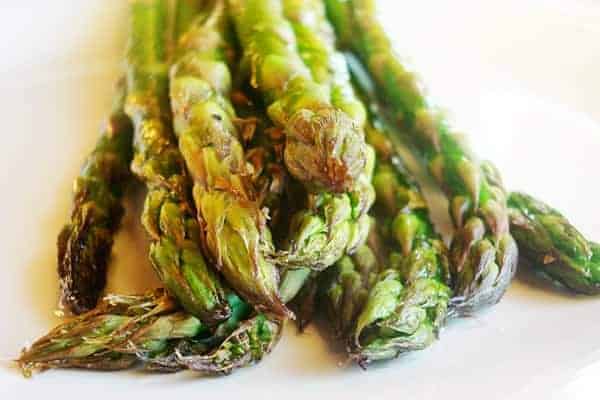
xmin=281 ymin=0 xmax=367 ymax=126
xmin=17 ymin=289 xmax=282 ymax=376
xmin=18 ymin=289 xmax=195 ymax=375
xmin=321 ymin=88 xmax=452 ymax=364
xmin=227 ymin=0 xmax=369 ymax=194
xmin=326 ymin=0 xmax=517 ymax=314
xmin=346 ymin=123 xmax=452 ymax=366
xmin=169 ymin=0 xmax=291 ymax=318
xmin=271 ymin=0 xmax=375 ymax=273
xmin=126 ymin=0 xmax=230 ymax=324
xmin=57 ymin=80 xmax=133 ymax=314
xmin=508 ymin=191 xmax=600 ymax=294
xmin=261 ymin=0 xmax=375 ymax=326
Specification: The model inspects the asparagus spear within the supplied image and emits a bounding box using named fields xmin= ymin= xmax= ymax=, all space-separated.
xmin=169 ymin=0 xmax=291 ymax=318
xmin=270 ymin=0 xmax=375 ymax=273
xmin=126 ymin=0 xmax=230 ymax=324
xmin=508 ymin=191 xmax=600 ymax=294
xmin=326 ymin=0 xmax=517 ymax=314
xmin=227 ymin=0 xmax=369 ymax=194
xmin=266 ymin=0 xmax=376 ymax=325
xmin=17 ymin=289 xmax=282 ymax=376
xmin=57 ymin=80 xmax=133 ymax=314
xmin=321 ymin=87 xmax=452 ymax=364
xmin=273 ymin=145 xmax=374 ymax=321
xmin=18 ymin=289 xmax=195 ymax=375
xmin=346 ymin=123 xmax=452 ymax=366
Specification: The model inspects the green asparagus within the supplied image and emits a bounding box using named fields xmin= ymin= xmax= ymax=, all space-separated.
xmin=228 ymin=0 xmax=369 ymax=194
xmin=17 ymin=288 xmax=280 ymax=376
xmin=273 ymin=146 xmax=375 ymax=320
xmin=275 ymin=157 xmax=375 ymax=271
xmin=319 ymin=79 xmax=451 ymax=365
xmin=169 ymin=0 xmax=291 ymax=318
xmin=58 ymin=80 xmax=133 ymax=314
xmin=508 ymin=191 xmax=600 ymax=294
xmin=18 ymin=289 xmax=197 ymax=375
xmin=229 ymin=88 xmax=320 ymax=325
xmin=126 ymin=0 xmax=230 ymax=324
xmin=271 ymin=0 xmax=375 ymax=275
xmin=262 ymin=1 xmax=376 ymax=325
xmin=281 ymin=0 xmax=366 ymax=126
xmin=346 ymin=123 xmax=451 ymax=366
xmin=326 ymin=0 xmax=517 ymax=314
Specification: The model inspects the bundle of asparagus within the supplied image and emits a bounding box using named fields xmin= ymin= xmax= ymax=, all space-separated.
xmin=17 ymin=0 xmax=599 ymax=378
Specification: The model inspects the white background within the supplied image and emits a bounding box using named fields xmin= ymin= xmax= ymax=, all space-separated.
xmin=1 ymin=1 xmax=599 ymax=399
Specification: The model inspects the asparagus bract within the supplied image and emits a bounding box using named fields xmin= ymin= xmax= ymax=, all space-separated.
xmin=229 ymin=89 xmax=291 ymax=235
xmin=58 ymin=80 xmax=133 ymax=314
xmin=169 ymin=0 xmax=291 ymax=318
xmin=244 ymin=124 xmax=288 ymax=232
xmin=508 ymin=192 xmax=600 ymax=294
xmin=228 ymin=0 xmax=369 ymax=193
xmin=326 ymin=0 xmax=517 ymax=314
xmin=126 ymin=0 xmax=230 ymax=324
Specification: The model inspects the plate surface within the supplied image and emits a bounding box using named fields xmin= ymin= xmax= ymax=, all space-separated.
xmin=1 ymin=1 xmax=600 ymax=399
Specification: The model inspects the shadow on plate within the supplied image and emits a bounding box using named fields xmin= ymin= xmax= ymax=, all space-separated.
xmin=507 ymin=259 xmax=600 ymax=307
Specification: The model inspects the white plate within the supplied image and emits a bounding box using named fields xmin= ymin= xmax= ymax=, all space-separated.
xmin=1 ymin=1 xmax=600 ymax=399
